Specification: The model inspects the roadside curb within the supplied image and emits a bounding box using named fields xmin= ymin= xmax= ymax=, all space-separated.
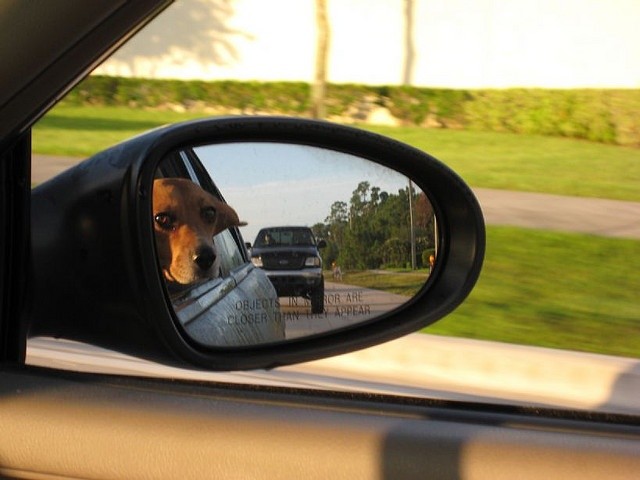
xmin=27 ymin=334 xmax=640 ymax=415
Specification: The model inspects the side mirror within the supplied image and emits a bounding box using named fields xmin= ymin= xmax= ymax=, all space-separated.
xmin=29 ymin=117 xmax=484 ymax=370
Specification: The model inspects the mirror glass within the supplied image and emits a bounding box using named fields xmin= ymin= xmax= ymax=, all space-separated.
xmin=153 ymin=142 xmax=437 ymax=348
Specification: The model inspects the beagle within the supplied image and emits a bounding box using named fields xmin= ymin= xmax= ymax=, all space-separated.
xmin=152 ymin=177 xmax=246 ymax=285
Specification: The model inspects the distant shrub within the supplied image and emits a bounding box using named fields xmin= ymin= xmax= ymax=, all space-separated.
xmin=385 ymin=86 xmax=470 ymax=126
xmin=63 ymin=76 xmax=640 ymax=147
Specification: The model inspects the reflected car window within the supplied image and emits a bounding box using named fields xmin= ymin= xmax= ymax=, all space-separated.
xmin=215 ymin=229 xmax=245 ymax=276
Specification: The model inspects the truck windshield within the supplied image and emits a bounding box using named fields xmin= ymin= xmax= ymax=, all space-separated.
xmin=254 ymin=228 xmax=315 ymax=247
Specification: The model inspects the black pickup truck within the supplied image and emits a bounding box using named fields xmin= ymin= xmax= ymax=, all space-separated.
xmin=250 ymin=226 xmax=326 ymax=314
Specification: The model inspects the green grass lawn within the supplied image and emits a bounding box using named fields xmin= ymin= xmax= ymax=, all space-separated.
xmin=365 ymin=125 xmax=640 ymax=202
xmin=342 ymin=270 xmax=429 ymax=297
xmin=33 ymin=105 xmax=640 ymax=201
xmin=33 ymin=106 xmax=205 ymax=157
xmin=341 ymin=226 xmax=640 ymax=359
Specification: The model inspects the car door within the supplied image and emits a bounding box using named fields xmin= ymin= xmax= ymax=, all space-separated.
xmin=0 ymin=0 xmax=173 ymax=363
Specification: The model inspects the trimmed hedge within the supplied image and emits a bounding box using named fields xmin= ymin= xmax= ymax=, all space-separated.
xmin=463 ymin=89 xmax=640 ymax=146
xmin=62 ymin=76 xmax=640 ymax=147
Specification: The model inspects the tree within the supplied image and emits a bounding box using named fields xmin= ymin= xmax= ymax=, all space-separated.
xmin=325 ymin=200 xmax=348 ymax=225
xmin=415 ymin=192 xmax=434 ymax=229
xmin=312 ymin=222 xmax=338 ymax=268
xmin=323 ymin=200 xmax=348 ymax=268
xmin=349 ymin=181 xmax=371 ymax=220
xmin=402 ymin=0 xmax=415 ymax=86
xmin=319 ymin=182 xmax=436 ymax=271
xmin=311 ymin=0 xmax=330 ymax=119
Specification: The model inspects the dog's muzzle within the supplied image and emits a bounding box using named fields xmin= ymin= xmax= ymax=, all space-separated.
xmin=193 ymin=246 xmax=216 ymax=272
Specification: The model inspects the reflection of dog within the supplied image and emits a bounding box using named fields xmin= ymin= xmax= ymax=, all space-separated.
xmin=153 ymin=178 xmax=246 ymax=285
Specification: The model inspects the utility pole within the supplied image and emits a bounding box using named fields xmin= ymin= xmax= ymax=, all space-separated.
xmin=408 ymin=178 xmax=416 ymax=270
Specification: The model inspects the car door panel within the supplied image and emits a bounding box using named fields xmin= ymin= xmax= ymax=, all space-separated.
xmin=1 ymin=367 xmax=638 ymax=480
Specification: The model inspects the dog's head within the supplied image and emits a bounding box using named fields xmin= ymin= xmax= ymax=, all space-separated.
xmin=152 ymin=178 xmax=246 ymax=286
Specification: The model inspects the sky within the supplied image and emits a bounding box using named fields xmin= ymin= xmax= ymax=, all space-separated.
xmin=196 ymin=142 xmax=416 ymax=242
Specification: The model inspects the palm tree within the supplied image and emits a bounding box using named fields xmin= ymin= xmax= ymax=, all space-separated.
xmin=311 ymin=0 xmax=330 ymax=118
xmin=403 ymin=0 xmax=415 ymax=85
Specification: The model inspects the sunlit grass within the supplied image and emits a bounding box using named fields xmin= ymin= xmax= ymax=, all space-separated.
xmin=340 ymin=270 xmax=429 ymax=297
xmin=33 ymin=106 xmax=209 ymax=157
xmin=364 ymin=125 xmax=640 ymax=202
xmin=33 ymin=105 xmax=640 ymax=201
xmin=341 ymin=226 xmax=640 ymax=358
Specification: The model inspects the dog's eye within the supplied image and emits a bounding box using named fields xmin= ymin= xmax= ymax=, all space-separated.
xmin=202 ymin=206 xmax=216 ymax=223
xmin=154 ymin=212 xmax=176 ymax=231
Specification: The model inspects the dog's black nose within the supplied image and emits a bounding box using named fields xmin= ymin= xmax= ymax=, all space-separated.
xmin=193 ymin=247 xmax=215 ymax=271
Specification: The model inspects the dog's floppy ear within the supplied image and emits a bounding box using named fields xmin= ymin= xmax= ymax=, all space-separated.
xmin=211 ymin=198 xmax=247 ymax=234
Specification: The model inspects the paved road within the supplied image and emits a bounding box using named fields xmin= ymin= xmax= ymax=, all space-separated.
xmin=32 ymin=155 xmax=85 ymax=185
xmin=282 ymin=281 xmax=412 ymax=339
xmin=33 ymin=154 xmax=640 ymax=239
xmin=474 ymin=188 xmax=640 ymax=239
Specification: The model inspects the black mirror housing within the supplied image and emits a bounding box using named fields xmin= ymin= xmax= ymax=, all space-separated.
xmin=29 ymin=117 xmax=485 ymax=371
xmin=30 ymin=129 xmax=165 ymax=362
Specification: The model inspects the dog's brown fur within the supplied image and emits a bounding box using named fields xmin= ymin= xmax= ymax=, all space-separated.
xmin=153 ymin=178 xmax=246 ymax=285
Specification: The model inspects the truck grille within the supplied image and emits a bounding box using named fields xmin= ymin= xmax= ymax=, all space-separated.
xmin=262 ymin=252 xmax=306 ymax=270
